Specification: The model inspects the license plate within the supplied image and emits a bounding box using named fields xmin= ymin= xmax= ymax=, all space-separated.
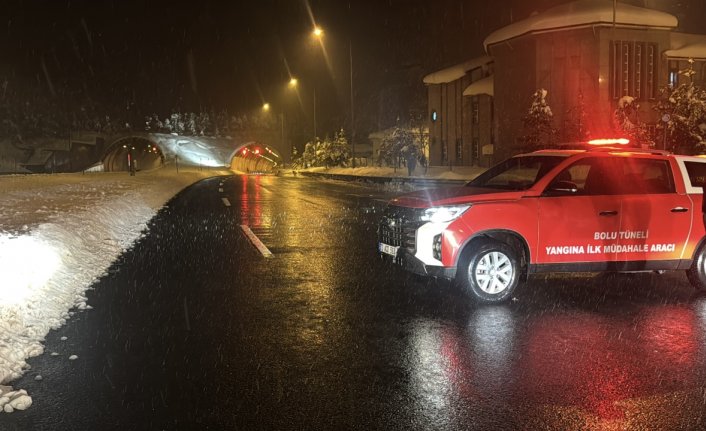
xmin=379 ymin=242 xmax=399 ymax=257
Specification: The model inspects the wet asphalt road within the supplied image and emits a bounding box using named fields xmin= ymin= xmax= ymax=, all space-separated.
xmin=4 ymin=174 xmax=706 ymax=430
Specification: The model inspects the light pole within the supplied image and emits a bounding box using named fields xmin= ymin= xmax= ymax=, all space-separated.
xmin=349 ymin=38 xmax=355 ymax=168
xmin=289 ymin=76 xmax=317 ymax=143
xmin=312 ymin=28 xmax=323 ymax=142
xmin=263 ymin=102 xmax=289 ymax=163
xmin=312 ymin=25 xmax=355 ymax=167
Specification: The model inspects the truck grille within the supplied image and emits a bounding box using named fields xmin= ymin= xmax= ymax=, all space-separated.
xmin=378 ymin=205 xmax=424 ymax=253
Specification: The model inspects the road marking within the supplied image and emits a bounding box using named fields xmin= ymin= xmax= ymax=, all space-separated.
xmin=240 ymin=225 xmax=274 ymax=258
xmin=222 ymin=197 xmax=231 ymax=207
xmin=219 ymin=188 xmax=224 ymax=193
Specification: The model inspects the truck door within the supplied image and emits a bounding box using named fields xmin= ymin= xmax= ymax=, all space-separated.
xmin=537 ymin=157 xmax=621 ymax=265
xmin=617 ymin=157 xmax=691 ymax=266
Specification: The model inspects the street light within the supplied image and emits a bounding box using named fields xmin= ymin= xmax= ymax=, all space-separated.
xmin=262 ymin=101 xmax=289 ymax=163
xmin=288 ymin=76 xmax=316 ymax=142
xmin=310 ymin=25 xmax=355 ymax=167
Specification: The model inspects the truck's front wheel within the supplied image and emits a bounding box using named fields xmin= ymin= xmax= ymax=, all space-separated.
xmin=457 ymin=240 xmax=520 ymax=303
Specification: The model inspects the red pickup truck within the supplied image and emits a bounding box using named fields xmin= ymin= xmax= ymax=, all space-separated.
xmin=378 ymin=142 xmax=706 ymax=303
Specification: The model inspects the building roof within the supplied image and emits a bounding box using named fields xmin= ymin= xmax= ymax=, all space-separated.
xmin=666 ymin=32 xmax=706 ymax=60
xmin=422 ymin=56 xmax=492 ymax=85
xmin=484 ymin=0 xmax=678 ymax=50
xmin=463 ymin=75 xmax=494 ymax=97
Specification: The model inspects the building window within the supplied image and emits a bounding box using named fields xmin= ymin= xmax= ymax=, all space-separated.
xmin=472 ymin=137 xmax=480 ymax=162
xmin=471 ymin=97 xmax=479 ymax=124
xmin=456 ymin=139 xmax=463 ymax=162
xmin=611 ymin=41 xmax=658 ymax=99
xmin=634 ymin=44 xmax=642 ymax=99
xmin=669 ymin=60 xmax=679 ymax=87
xmin=622 ymin=42 xmax=630 ymax=96
xmin=646 ymin=44 xmax=655 ymax=99
xmin=441 ymin=140 xmax=447 ymax=163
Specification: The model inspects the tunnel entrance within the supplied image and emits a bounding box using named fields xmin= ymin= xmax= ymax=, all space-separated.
xmin=230 ymin=143 xmax=282 ymax=174
xmin=103 ymin=137 xmax=165 ymax=172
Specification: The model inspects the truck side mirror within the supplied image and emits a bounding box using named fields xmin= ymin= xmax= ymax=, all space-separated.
xmin=544 ymin=180 xmax=579 ymax=195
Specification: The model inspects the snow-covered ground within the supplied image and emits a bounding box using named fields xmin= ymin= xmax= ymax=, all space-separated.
xmin=296 ymin=164 xmax=485 ymax=181
xmin=0 ymin=162 xmax=487 ymax=413
xmin=0 ymin=166 xmax=229 ymax=413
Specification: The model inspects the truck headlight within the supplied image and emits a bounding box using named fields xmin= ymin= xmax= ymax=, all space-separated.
xmin=420 ymin=205 xmax=470 ymax=224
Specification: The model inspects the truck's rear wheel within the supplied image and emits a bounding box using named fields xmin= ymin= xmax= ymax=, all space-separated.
xmin=687 ymin=244 xmax=706 ymax=291
xmin=457 ymin=240 xmax=520 ymax=303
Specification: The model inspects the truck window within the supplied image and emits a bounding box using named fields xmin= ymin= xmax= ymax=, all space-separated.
xmin=617 ymin=159 xmax=675 ymax=194
xmin=468 ymin=155 xmax=566 ymax=190
xmin=684 ymin=161 xmax=706 ymax=188
xmin=547 ymin=157 xmax=620 ymax=195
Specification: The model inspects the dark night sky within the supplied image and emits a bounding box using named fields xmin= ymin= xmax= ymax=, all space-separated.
xmin=3 ymin=0 xmax=706 ymax=135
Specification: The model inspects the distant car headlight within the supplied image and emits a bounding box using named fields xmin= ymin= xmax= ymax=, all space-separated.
xmin=420 ymin=205 xmax=470 ymax=224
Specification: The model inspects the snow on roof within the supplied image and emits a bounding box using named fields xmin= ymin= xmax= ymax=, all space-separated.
xmin=666 ymin=32 xmax=706 ymax=59
xmin=484 ymin=0 xmax=678 ymax=50
xmin=463 ymin=75 xmax=494 ymax=97
xmin=423 ymin=56 xmax=492 ymax=85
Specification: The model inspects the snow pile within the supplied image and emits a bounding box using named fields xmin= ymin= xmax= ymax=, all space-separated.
xmin=0 ymin=167 xmax=228 ymax=412
xmin=0 ymin=386 xmax=32 ymax=412
xmin=316 ymin=165 xmax=484 ymax=181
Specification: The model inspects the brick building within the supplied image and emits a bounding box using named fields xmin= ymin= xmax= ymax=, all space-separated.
xmin=425 ymin=0 xmax=706 ymax=165
xmin=424 ymin=56 xmax=494 ymax=167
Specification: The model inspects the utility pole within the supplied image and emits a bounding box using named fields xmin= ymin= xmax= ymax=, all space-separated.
xmin=350 ymin=38 xmax=355 ymax=168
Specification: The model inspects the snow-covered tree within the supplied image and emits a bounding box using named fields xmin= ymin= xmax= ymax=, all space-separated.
xmin=184 ymin=113 xmax=196 ymax=136
xmin=378 ymin=127 xmax=425 ymax=168
xmin=654 ymin=59 xmax=706 ymax=154
xmin=292 ymin=130 xmax=351 ymax=168
xmin=519 ymin=89 xmax=556 ymax=152
xmin=614 ymin=96 xmax=653 ymax=148
xmin=323 ymin=129 xmax=350 ymax=167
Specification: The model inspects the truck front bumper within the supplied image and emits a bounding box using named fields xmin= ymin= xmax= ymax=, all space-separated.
xmin=382 ymin=248 xmax=457 ymax=280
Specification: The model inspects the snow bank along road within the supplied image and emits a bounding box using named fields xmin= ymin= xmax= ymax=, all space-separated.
xmin=0 ymin=168 xmax=229 ymax=413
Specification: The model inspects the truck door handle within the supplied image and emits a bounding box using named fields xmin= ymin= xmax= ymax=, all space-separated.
xmin=599 ymin=210 xmax=618 ymax=217
xmin=671 ymin=207 xmax=688 ymax=213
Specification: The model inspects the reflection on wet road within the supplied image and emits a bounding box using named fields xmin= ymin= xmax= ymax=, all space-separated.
xmin=5 ymin=174 xmax=706 ymax=430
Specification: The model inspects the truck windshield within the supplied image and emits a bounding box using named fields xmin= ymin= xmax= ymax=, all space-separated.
xmin=467 ymin=155 xmax=567 ymax=190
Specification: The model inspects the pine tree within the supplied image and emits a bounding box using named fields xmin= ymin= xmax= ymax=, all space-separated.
xmin=325 ymin=129 xmax=351 ymax=167
xmin=519 ymin=89 xmax=556 ymax=152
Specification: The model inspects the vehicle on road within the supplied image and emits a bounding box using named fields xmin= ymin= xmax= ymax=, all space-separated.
xmin=378 ymin=139 xmax=706 ymax=303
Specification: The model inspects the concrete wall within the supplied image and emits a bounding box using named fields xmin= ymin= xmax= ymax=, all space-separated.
xmin=490 ymin=36 xmax=537 ymax=161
